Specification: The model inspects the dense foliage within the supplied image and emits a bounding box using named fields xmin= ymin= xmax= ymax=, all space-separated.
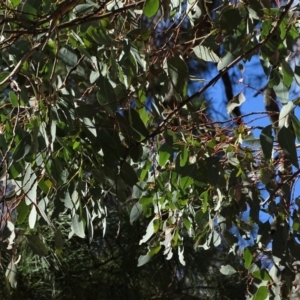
xmin=1 ymin=0 xmax=300 ymax=298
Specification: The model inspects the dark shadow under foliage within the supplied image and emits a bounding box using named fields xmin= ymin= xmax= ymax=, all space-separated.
xmin=0 ymin=206 xmax=246 ymax=300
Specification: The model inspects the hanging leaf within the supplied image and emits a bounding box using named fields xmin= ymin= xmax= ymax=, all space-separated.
xmin=25 ymin=234 xmax=48 ymax=256
xmin=193 ymin=45 xmax=220 ymax=63
xmin=167 ymin=55 xmax=188 ymax=95
xmin=137 ymin=253 xmax=151 ymax=267
xmin=227 ymin=92 xmax=245 ymax=115
xmin=17 ymin=199 xmax=30 ymax=224
xmin=9 ymin=91 xmax=19 ymax=107
xmin=130 ymin=202 xmax=142 ymax=224
xmin=72 ymin=214 xmax=85 ymax=238
xmin=55 ymin=229 xmax=64 ymax=252
xmin=253 ymin=286 xmax=268 ymax=300
xmin=243 ymin=247 xmax=253 ymax=269
xmin=124 ymin=109 xmax=149 ymax=138
xmin=260 ymin=125 xmax=274 ymax=160
xmin=220 ymin=264 xmax=237 ymax=275
xmin=278 ymin=101 xmax=295 ymax=129
xmin=178 ymin=246 xmax=186 ymax=266
xmin=143 ymin=0 xmax=159 ymax=18
xmin=291 ymin=114 xmax=300 ymax=142
xmin=28 ymin=205 xmax=37 ymax=229
xmin=13 ymin=133 xmax=32 ymax=161
xmin=158 ymin=142 xmax=173 ymax=166
xmin=121 ymin=161 xmax=138 ymax=186
xmin=273 ymin=80 xmax=289 ymax=105
xmin=59 ymin=47 xmax=78 ymax=67
xmin=281 ymin=60 xmax=293 ymax=88
xmin=96 ymin=77 xmax=117 ymax=114
xmin=252 ymin=270 xmax=270 ymax=281
xmin=5 ymin=261 xmax=17 ymax=288
xmin=83 ymin=117 xmax=97 ymax=137
xmin=23 ymin=164 xmax=37 ymax=205
xmin=278 ymin=127 xmax=298 ymax=168
xmin=139 ymin=217 xmax=157 ymax=245
xmin=217 ymin=52 xmax=234 ymax=71
xmin=180 ymin=146 xmax=188 ymax=167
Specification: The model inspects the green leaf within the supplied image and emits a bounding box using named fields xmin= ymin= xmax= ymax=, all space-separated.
xmin=278 ymin=127 xmax=298 ymax=168
xmin=28 ymin=205 xmax=37 ymax=229
xmin=178 ymin=246 xmax=186 ymax=266
xmin=139 ymin=217 xmax=156 ymax=244
xmin=127 ymin=28 xmax=151 ymax=41
xmin=158 ymin=142 xmax=173 ymax=166
xmin=124 ymin=109 xmax=149 ymax=138
xmin=121 ymin=161 xmax=138 ymax=186
xmin=195 ymin=210 xmax=208 ymax=227
xmin=219 ymin=6 xmax=243 ymax=31
xmin=13 ymin=133 xmax=32 ymax=161
xmin=243 ymin=247 xmax=252 ymax=269
xmin=180 ymin=176 xmax=193 ymax=190
xmin=253 ymin=286 xmax=268 ymax=300
xmin=273 ymin=80 xmax=289 ymax=105
xmin=193 ymin=45 xmax=220 ymax=63
xmin=281 ymin=60 xmax=293 ymax=88
xmin=73 ymin=4 xmax=94 ymax=14
xmin=143 ymin=0 xmax=160 ymax=18
xmin=0 ymin=72 xmax=9 ymax=90
xmin=180 ymin=146 xmax=188 ymax=167
xmin=260 ymin=168 xmax=272 ymax=184
xmin=55 ymin=229 xmax=64 ymax=252
xmin=139 ymin=196 xmax=153 ymax=205
xmin=200 ymin=190 xmax=209 ymax=213
xmin=130 ymin=202 xmax=142 ymax=224
xmin=87 ymin=27 xmax=112 ymax=46
xmin=17 ymin=199 xmax=30 ymax=224
xmin=9 ymin=91 xmax=19 ymax=107
xmin=149 ymin=245 xmax=161 ymax=256
xmin=11 ymin=0 xmax=22 ymax=6
xmin=278 ymin=101 xmax=295 ymax=129
xmin=23 ymin=164 xmax=37 ymax=205
xmin=291 ymin=114 xmax=300 ymax=142
xmin=227 ymin=92 xmax=245 ymax=115
xmin=72 ymin=214 xmax=85 ymax=238
xmin=252 ymin=270 xmax=270 ymax=281
xmin=20 ymin=0 xmax=40 ymax=21
xmin=5 ymin=261 xmax=17 ymax=288
xmin=83 ymin=117 xmax=97 ymax=137
xmin=137 ymin=253 xmax=151 ymax=267
xmin=59 ymin=47 xmax=78 ymax=67
xmin=96 ymin=77 xmax=117 ymax=114
xmin=220 ymin=264 xmax=237 ymax=275
xmin=25 ymin=234 xmax=48 ymax=257
xmin=38 ymin=177 xmax=52 ymax=194
xmin=260 ymin=125 xmax=274 ymax=160
xmin=167 ymin=55 xmax=188 ymax=95
xmin=217 ymin=52 xmax=234 ymax=71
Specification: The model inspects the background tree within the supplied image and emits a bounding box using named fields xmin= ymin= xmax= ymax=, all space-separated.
xmin=0 ymin=0 xmax=300 ymax=299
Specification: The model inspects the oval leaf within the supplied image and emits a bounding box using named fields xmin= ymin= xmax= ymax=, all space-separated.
xmin=130 ymin=202 xmax=142 ymax=225
xmin=260 ymin=125 xmax=274 ymax=160
xmin=143 ymin=0 xmax=159 ymax=18
xmin=253 ymin=286 xmax=268 ymax=300
xmin=278 ymin=126 xmax=298 ymax=168
xmin=220 ymin=264 xmax=237 ymax=275
xmin=25 ymin=234 xmax=48 ymax=257
xmin=13 ymin=134 xmax=32 ymax=162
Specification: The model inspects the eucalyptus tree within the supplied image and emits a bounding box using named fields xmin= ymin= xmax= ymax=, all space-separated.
xmin=0 ymin=0 xmax=300 ymax=299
